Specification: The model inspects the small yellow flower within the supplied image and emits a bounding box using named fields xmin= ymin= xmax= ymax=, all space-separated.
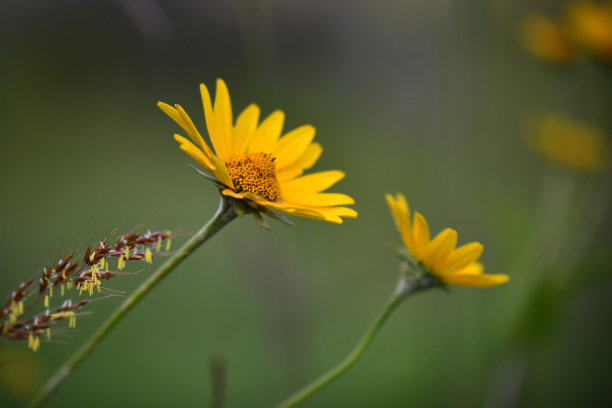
xmin=386 ymin=193 xmax=509 ymax=288
xmin=521 ymin=13 xmax=576 ymax=63
xmin=567 ymin=0 xmax=612 ymax=62
xmin=526 ymin=114 xmax=610 ymax=172
xmin=158 ymin=79 xmax=357 ymax=224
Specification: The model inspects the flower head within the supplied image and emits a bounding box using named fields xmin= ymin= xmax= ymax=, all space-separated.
xmin=386 ymin=193 xmax=509 ymax=288
xmin=521 ymin=13 xmax=576 ymax=63
xmin=158 ymin=79 xmax=357 ymax=224
xmin=567 ymin=0 xmax=612 ymax=62
xmin=526 ymin=113 xmax=610 ymax=172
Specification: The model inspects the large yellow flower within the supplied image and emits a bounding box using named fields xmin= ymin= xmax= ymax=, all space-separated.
xmin=386 ymin=193 xmax=509 ymax=288
xmin=158 ymin=79 xmax=357 ymax=224
xmin=568 ymin=0 xmax=612 ymax=62
xmin=526 ymin=113 xmax=610 ymax=172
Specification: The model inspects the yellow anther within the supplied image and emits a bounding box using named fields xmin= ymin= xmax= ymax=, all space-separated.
xmin=32 ymin=336 xmax=40 ymax=352
xmin=61 ymin=270 xmax=66 ymax=280
xmin=156 ymin=237 xmax=162 ymax=253
xmin=97 ymin=281 xmax=101 ymax=292
xmin=100 ymin=258 xmax=106 ymax=270
xmin=61 ymin=284 xmax=65 ymax=296
xmin=69 ymin=315 xmax=76 ymax=328
xmin=124 ymin=246 xmax=130 ymax=259
xmin=51 ymin=311 xmax=74 ymax=321
xmin=145 ymin=248 xmax=153 ymax=264
xmin=44 ymin=277 xmax=52 ymax=285
xmin=49 ymin=286 xmax=53 ymax=298
xmin=118 ymin=256 xmax=126 ymax=271
xmin=28 ymin=333 xmax=33 ymax=349
xmin=166 ymin=239 xmax=172 ymax=251
xmin=46 ymin=328 xmax=51 ymax=340
xmin=90 ymin=251 xmax=95 ymax=262
xmin=18 ymin=301 xmax=24 ymax=315
xmin=44 ymin=295 xmax=49 ymax=308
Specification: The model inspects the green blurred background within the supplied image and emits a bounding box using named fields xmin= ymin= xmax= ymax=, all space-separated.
xmin=1 ymin=0 xmax=611 ymax=407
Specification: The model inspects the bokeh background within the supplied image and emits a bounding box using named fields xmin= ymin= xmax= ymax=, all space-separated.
xmin=1 ymin=0 xmax=611 ymax=407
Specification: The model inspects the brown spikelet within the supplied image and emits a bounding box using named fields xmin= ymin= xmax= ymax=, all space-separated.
xmin=1 ymin=228 xmax=172 ymax=351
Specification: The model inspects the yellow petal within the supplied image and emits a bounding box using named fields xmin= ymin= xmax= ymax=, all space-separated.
xmin=272 ymin=200 xmax=357 ymax=223
xmin=173 ymin=134 xmax=216 ymax=172
xmin=281 ymin=192 xmax=355 ymax=207
xmin=209 ymin=156 xmax=234 ymax=189
xmin=412 ymin=212 xmax=430 ymax=256
xmin=277 ymin=202 xmax=355 ymax=224
xmin=157 ymin=101 xmax=183 ymax=126
xmin=422 ymin=228 xmax=457 ymax=269
xmin=221 ymin=189 xmax=249 ymax=201
xmin=158 ymin=102 xmax=211 ymax=155
xmin=443 ymin=268 xmax=510 ymax=287
xmin=437 ymin=242 xmax=483 ymax=276
xmin=200 ymin=83 xmax=221 ymax=157
xmin=455 ymin=262 xmax=485 ymax=275
xmin=248 ymin=110 xmax=285 ymax=153
xmin=385 ymin=193 xmax=415 ymax=255
xmin=273 ymin=125 xmax=316 ymax=169
xmin=174 ymin=105 xmax=215 ymax=158
xmin=281 ymin=170 xmax=345 ymax=195
xmin=212 ymin=79 xmax=233 ymax=161
xmin=308 ymin=205 xmax=358 ymax=219
xmin=232 ymin=104 xmax=260 ymax=156
xmin=277 ymin=143 xmax=323 ymax=182
xmin=290 ymin=210 xmax=342 ymax=224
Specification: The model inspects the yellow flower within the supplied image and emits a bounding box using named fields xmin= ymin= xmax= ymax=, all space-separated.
xmin=526 ymin=113 xmax=610 ymax=172
xmin=567 ymin=0 xmax=612 ymax=62
xmin=386 ymin=193 xmax=509 ymax=288
xmin=158 ymin=79 xmax=357 ymax=224
xmin=521 ymin=13 xmax=576 ymax=63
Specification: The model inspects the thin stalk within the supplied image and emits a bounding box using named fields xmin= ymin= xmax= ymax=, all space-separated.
xmin=276 ymin=274 xmax=432 ymax=408
xmin=28 ymin=196 xmax=237 ymax=408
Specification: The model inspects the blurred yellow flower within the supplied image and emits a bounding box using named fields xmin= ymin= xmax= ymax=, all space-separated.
xmin=158 ymin=79 xmax=357 ymax=224
xmin=522 ymin=13 xmax=576 ymax=63
xmin=527 ymin=114 xmax=610 ymax=172
xmin=386 ymin=193 xmax=509 ymax=288
xmin=568 ymin=0 xmax=612 ymax=61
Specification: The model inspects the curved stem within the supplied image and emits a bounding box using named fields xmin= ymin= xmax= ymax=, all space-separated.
xmin=28 ymin=196 xmax=237 ymax=408
xmin=276 ymin=274 xmax=430 ymax=408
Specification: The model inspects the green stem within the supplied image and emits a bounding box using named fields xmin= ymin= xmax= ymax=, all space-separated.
xmin=276 ymin=274 xmax=433 ymax=408
xmin=28 ymin=196 xmax=237 ymax=408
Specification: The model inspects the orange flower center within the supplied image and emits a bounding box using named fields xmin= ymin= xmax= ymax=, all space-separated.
xmin=226 ymin=152 xmax=281 ymax=201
